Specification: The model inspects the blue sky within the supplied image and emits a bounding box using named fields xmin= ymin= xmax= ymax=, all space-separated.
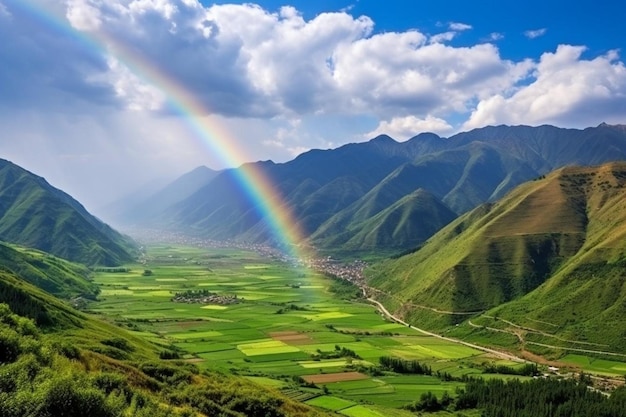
xmin=0 ymin=0 xmax=625 ymax=213
xmin=209 ymin=0 xmax=626 ymax=59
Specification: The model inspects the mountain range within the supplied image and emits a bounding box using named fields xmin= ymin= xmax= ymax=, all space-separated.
xmin=108 ymin=123 xmax=626 ymax=254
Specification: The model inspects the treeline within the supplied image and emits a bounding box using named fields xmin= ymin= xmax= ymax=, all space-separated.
xmin=379 ymin=356 xmax=432 ymax=375
xmin=455 ymin=378 xmax=626 ymax=417
xmin=379 ymin=356 xmax=539 ymax=379
xmin=275 ymin=303 xmax=310 ymax=314
xmin=326 ymin=275 xmax=362 ymax=299
xmin=92 ymin=267 xmax=131 ymax=273
xmin=483 ymin=362 xmax=540 ymax=376
xmin=313 ymin=345 xmax=360 ymax=360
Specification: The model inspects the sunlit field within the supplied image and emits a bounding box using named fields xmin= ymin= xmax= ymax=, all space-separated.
xmin=89 ymin=244 xmax=528 ymax=415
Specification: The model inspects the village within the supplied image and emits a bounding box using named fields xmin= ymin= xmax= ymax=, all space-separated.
xmin=171 ymin=289 xmax=240 ymax=305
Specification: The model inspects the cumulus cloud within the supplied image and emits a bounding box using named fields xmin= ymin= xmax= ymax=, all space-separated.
xmin=524 ymin=28 xmax=547 ymax=39
xmin=367 ymin=115 xmax=454 ymax=140
xmin=2 ymin=0 xmax=626 ymax=209
xmin=430 ymin=31 xmax=456 ymax=44
xmin=3 ymin=1 xmax=623 ymax=133
xmin=47 ymin=0 xmax=537 ymax=122
xmin=463 ymin=45 xmax=626 ymax=129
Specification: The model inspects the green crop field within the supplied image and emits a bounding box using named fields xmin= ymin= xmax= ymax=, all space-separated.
xmin=305 ymin=396 xmax=356 ymax=411
xmin=87 ymin=243 xmax=619 ymax=415
xmin=561 ymin=354 xmax=626 ymax=375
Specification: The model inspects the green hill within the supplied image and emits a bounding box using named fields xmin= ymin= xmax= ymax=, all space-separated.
xmin=366 ymin=162 xmax=626 ymax=352
xmin=0 ymin=159 xmax=136 ymax=266
xmin=313 ymin=188 xmax=457 ymax=252
xmin=0 ymin=242 xmax=97 ymax=300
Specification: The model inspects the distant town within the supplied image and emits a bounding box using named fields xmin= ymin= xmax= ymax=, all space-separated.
xmin=128 ymin=228 xmax=367 ymax=288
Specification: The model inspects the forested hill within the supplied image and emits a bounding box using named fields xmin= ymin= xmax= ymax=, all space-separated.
xmin=0 ymin=158 xmax=136 ymax=266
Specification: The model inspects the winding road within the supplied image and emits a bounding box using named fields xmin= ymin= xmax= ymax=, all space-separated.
xmin=365 ymin=295 xmax=527 ymax=363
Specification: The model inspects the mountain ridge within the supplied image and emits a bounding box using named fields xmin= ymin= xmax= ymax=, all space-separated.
xmin=114 ymin=123 xmax=626 ymax=254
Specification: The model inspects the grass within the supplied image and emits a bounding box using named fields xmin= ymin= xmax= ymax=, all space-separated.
xmin=305 ymin=396 xmax=355 ymax=411
xmin=561 ymin=354 xmax=626 ymax=375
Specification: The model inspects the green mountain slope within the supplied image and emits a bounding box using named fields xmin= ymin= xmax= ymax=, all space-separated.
xmin=0 ymin=159 xmax=135 ymax=266
xmin=0 ymin=242 xmax=97 ymax=300
xmin=313 ymin=188 xmax=456 ymax=251
xmin=366 ymin=162 xmax=626 ymax=351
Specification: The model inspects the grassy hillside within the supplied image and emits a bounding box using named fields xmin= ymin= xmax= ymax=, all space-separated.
xmin=0 ymin=159 xmax=136 ymax=266
xmin=0 ymin=242 xmax=97 ymax=300
xmin=367 ymin=162 xmax=626 ymax=351
xmin=313 ymin=188 xmax=457 ymax=251
xmin=0 ymin=297 xmax=329 ymax=417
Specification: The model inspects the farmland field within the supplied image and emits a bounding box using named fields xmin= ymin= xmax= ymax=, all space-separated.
xmin=86 ymin=243 xmax=603 ymax=414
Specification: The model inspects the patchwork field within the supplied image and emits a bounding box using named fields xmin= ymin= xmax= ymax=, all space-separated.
xmin=88 ymin=244 xmax=602 ymax=415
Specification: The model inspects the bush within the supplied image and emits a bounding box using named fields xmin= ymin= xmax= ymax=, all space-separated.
xmin=39 ymin=377 xmax=115 ymax=417
xmin=0 ymin=328 xmax=21 ymax=364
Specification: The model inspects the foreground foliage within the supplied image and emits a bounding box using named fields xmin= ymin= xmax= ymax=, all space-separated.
xmin=0 ymin=303 xmax=327 ymax=417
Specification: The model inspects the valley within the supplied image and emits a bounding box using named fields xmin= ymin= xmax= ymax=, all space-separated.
xmin=86 ymin=242 xmax=626 ymax=415
xmin=2 ymin=128 xmax=626 ymax=416
xmin=4 ymin=0 xmax=626 ymax=414
xmin=88 ymin=244 xmax=481 ymax=416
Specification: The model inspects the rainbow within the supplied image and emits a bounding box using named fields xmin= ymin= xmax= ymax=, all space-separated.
xmin=9 ymin=0 xmax=311 ymax=260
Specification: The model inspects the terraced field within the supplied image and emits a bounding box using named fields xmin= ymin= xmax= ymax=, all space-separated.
xmin=88 ymin=244 xmax=530 ymax=415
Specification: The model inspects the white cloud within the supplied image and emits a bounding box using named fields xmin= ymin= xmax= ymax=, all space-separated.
xmin=105 ymin=58 xmax=166 ymax=111
xmin=430 ymin=31 xmax=456 ymax=44
xmin=463 ymin=45 xmax=626 ymax=129
xmin=449 ymin=22 xmax=472 ymax=31
xmin=524 ymin=28 xmax=547 ymax=39
xmin=66 ymin=0 xmax=102 ymax=30
xmin=54 ymin=0 xmax=539 ymax=123
xmin=367 ymin=115 xmax=454 ymax=140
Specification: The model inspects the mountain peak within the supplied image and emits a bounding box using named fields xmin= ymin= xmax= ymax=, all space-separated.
xmin=408 ymin=132 xmax=443 ymax=142
xmin=597 ymin=122 xmax=626 ymax=132
xmin=369 ymin=134 xmax=397 ymax=144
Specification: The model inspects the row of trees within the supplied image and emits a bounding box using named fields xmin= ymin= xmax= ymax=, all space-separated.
xmin=483 ymin=362 xmax=540 ymax=376
xmin=379 ymin=356 xmax=433 ymax=375
xmin=454 ymin=378 xmax=626 ymax=416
